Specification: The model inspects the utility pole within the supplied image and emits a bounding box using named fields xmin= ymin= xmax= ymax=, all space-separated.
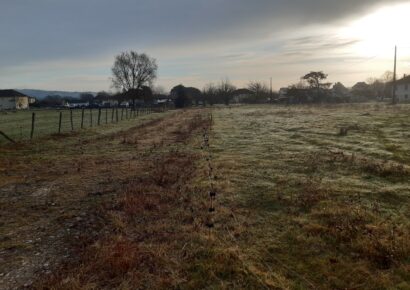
xmin=392 ymin=46 xmax=397 ymax=105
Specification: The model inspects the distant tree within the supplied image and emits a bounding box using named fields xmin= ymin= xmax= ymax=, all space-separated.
xmin=380 ymin=71 xmax=394 ymax=99
xmin=217 ymin=79 xmax=236 ymax=105
xmin=80 ymin=93 xmax=94 ymax=102
xmin=302 ymin=71 xmax=332 ymax=90
xmin=333 ymin=82 xmax=349 ymax=96
xmin=366 ymin=78 xmax=385 ymax=100
xmin=248 ymin=81 xmax=269 ymax=95
xmin=185 ymin=87 xmax=202 ymax=106
xmin=381 ymin=71 xmax=394 ymax=83
xmin=96 ymin=91 xmax=111 ymax=99
xmin=111 ymin=51 xmax=157 ymax=106
xmin=246 ymin=81 xmax=269 ymax=103
xmin=171 ymin=85 xmax=191 ymax=108
xmin=351 ymin=82 xmax=373 ymax=99
xmin=140 ymin=86 xmax=154 ymax=103
xmin=37 ymin=95 xmax=64 ymax=107
xmin=292 ymin=80 xmax=309 ymax=89
xmin=302 ymin=71 xmax=332 ymax=102
xmin=286 ymin=86 xmax=310 ymax=104
xmin=203 ymin=83 xmax=218 ymax=106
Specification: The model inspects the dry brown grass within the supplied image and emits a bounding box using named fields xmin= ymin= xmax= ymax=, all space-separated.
xmin=31 ymin=111 xmax=214 ymax=290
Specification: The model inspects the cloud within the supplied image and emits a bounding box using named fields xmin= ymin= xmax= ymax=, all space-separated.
xmin=0 ymin=0 xmax=408 ymax=90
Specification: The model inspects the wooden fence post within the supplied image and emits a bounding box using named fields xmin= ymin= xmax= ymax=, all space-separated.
xmin=105 ymin=108 xmax=108 ymax=124
xmin=98 ymin=108 xmax=101 ymax=125
xmin=90 ymin=108 xmax=93 ymax=127
xmin=111 ymin=107 xmax=115 ymax=123
xmin=30 ymin=112 xmax=36 ymax=140
xmin=58 ymin=111 xmax=62 ymax=134
xmin=81 ymin=108 xmax=85 ymax=129
xmin=116 ymin=107 xmax=119 ymax=122
xmin=121 ymin=108 xmax=124 ymax=120
xmin=126 ymin=107 xmax=128 ymax=119
xmin=70 ymin=109 xmax=74 ymax=131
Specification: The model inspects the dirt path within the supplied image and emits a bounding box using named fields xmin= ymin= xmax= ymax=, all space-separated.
xmin=0 ymin=110 xmax=207 ymax=290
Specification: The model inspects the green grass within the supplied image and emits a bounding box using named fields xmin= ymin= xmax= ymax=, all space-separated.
xmin=0 ymin=107 xmax=150 ymax=142
xmin=210 ymin=103 xmax=410 ymax=289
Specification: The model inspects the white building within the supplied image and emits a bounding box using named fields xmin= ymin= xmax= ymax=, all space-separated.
xmin=0 ymin=90 xmax=32 ymax=110
xmin=396 ymin=75 xmax=410 ymax=102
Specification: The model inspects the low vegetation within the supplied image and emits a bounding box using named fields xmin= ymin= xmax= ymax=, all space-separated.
xmin=1 ymin=103 xmax=409 ymax=289
xmin=209 ymin=103 xmax=410 ymax=289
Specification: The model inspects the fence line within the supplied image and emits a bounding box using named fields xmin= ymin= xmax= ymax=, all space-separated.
xmin=0 ymin=106 xmax=163 ymax=143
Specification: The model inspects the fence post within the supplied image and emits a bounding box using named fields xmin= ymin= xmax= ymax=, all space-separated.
xmin=121 ymin=108 xmax=124 ymax=120
xmin=98 ymin=108 xmax=101 ymax=126
xmin=58 ymin=111 xmax=62 ymax=134
xmin=111 ymin=107 xmax=115 ymax=123
xmin=90 ymin=108 xmax=93 ymax=127
xmin=105 ymin=108 xmax=108 ymax=124
xmin=126 ymin=107 xmax=128 ymax=119
xmin=30 ymin=112 xmax=36 ymax=140
xmin=81 ymin=108 xmax=85 ymax=129
xmin=116 ymin=107 xmax=119 ymax=122
xmin=70 ymin=109 xmax=74 ymax=131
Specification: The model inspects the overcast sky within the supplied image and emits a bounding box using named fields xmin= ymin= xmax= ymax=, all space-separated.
xmin=1 ymin=0 xmax=410 ymax=92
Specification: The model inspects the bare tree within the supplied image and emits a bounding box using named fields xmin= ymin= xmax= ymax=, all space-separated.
xmin=111 ymin=51 xmax=157 ymax=92
xmin=381 ymin=71 xmax=394 ymax=83
xmin=217 ymin=78 xmax=236 ymax=105
xmin=203 ymin=83 xmax=218 ymax=106
xmin=248 ymin=81 xmax=269 ymax=95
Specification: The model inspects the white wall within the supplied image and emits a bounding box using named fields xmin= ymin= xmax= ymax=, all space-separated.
xmin=0 ymin=97 xmax=29 ymax=110
xmin=396 ymin=83 xmax=410 ymax=102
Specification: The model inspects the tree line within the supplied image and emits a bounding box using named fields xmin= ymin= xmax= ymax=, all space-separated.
xmin=35 ymin=50 xmax=398 ymax=108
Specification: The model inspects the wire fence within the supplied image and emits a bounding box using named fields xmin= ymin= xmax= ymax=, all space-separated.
xmin=0 ymin=106 xmax=164 ymax=143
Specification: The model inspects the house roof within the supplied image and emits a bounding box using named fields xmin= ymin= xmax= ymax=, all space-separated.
xmin=396 ymin=75 xmax=410 ymax=85
xmin=0 ymin=89 xmax=28 ymax=98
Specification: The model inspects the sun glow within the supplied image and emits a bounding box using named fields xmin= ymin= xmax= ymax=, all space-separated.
xmin=339 ymin=3 xmax=410 ymax=57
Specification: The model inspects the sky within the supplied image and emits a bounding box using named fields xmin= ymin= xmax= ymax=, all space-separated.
xmin=1 ymin=0 xmax=410 ymax=92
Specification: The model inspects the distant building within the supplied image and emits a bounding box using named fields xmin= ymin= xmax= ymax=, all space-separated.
xmin=279 ymin=88 xmax=288 ymax=98
xmin=0 ymin=90 xmax=34 ymax=110
xmin=153 ymin=94 xmax=172 ymax=105
xmin=232 ymin=88 xmax=253 ymax=103
xmin=64 ymin=101 xmax=90 ymax=108
xmin=396 ymin=74 xmax=410 ymax=102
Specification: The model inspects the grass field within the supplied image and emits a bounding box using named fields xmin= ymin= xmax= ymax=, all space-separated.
xmin=0 ymin=104 xmax=409 ymax=289
xmin=209 ymin=103 xmax=410 ymax=289
xmin=0 ymin=107 xmax=151 ymax=143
